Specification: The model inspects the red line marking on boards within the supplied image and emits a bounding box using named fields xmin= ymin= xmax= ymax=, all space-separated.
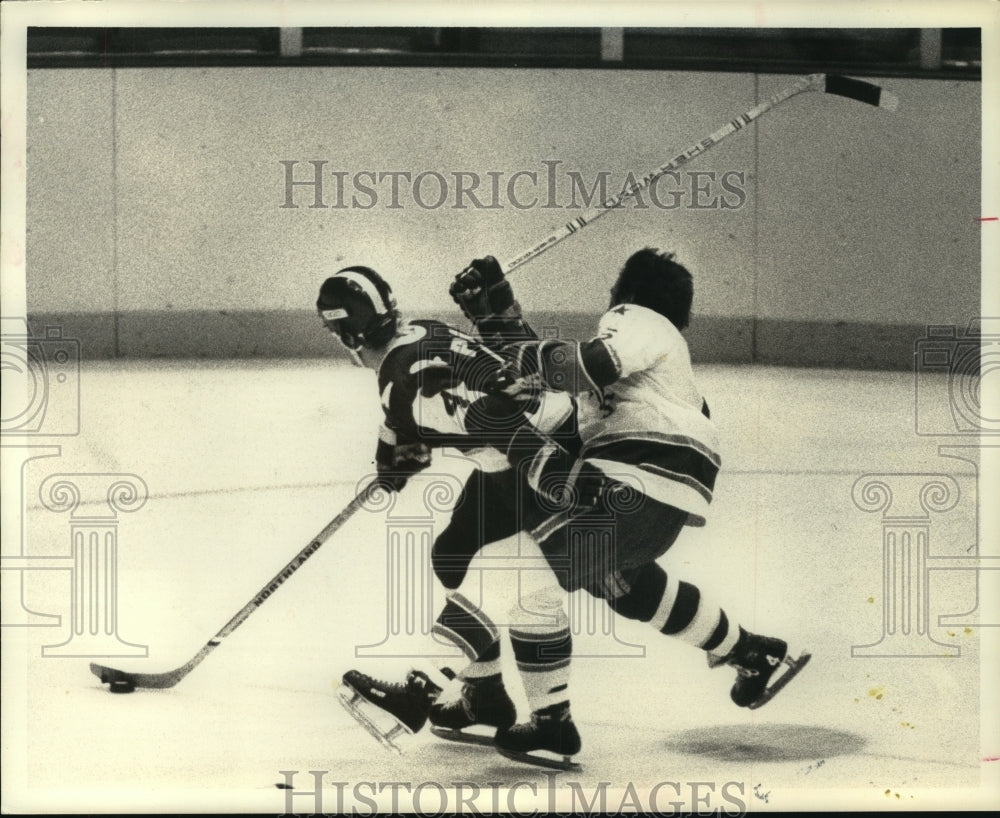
xmin=983 ymin=756 xmax=999 ymax=762
xmin=977 ymin=216 xmax=998 ymax=221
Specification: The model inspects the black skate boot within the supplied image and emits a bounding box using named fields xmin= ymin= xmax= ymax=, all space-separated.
xmin=338 ymin=669 xmax=443 ymax=753
xmin=712 ymin=629 xmax=811 ymax=709
xmin=494 ymin=701 xmax=582 ymax=771
xmin=429 ymin=674 xmax=517 ymax=746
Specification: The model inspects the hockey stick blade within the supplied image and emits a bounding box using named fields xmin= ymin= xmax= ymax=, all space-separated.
xmin=90 ymin=478 xmax=381 ymax=691
xmin=90 ymin=661 xmax=186 ymax=689
xmin=503 ymin=73 xmax=897 ymax=274
xmin=824 ymin=75 xmax=899 ymax=111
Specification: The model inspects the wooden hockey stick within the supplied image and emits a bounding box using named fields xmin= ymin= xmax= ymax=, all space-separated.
xmin=502 ymin=73 xmax=898 ymax=274
xmin=90 ymin=478 xmax=382 ymax=690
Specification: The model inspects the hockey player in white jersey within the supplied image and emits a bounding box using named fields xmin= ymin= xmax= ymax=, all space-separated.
xmin=461 ymin=248 xmax=810 ymax=758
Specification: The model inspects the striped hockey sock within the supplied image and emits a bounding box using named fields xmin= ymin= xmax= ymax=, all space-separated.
xmin=459 ymin=648 xmax=502 ymax=680
xmin=431 ymin=591 xmax=503 ymax=673
xmin=604 ymin=563 xmax=740 ymax=657
xmin=509 ymin=610 xmax=573 ymax=713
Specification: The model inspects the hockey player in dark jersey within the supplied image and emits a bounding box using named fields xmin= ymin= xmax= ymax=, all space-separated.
xmin=317 ymin=262 xmax=582 ymax=767
xmin=459 ymin=248 xmax=811 ymax=760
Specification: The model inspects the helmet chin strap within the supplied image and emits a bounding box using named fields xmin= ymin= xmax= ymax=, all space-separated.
xmin=328 ymin=309 xmax=404 ymax=369
xmin=349 ymin=334 xmax=395 ymax=371
xmin=355 ymin=338 xmax=395 ymax=370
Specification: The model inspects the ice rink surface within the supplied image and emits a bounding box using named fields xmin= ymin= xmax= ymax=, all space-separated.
xmin=3 ymin=358 xmax=997 ymax=813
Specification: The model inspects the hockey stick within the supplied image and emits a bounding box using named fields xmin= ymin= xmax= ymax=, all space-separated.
xmin=502 ymin=73 xmax=897 ymax=274
xmin=90 ymin=478 xmax=382 ymax=690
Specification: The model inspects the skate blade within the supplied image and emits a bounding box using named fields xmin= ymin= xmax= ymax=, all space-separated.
xmin=430 ymin=726 xmax=495 ymax=747
xmin=335 ymin=683 xmax=408 ymax=754
xmin=748 ymin=650 xmax=812 ymax=710
xmin=496 ymin=747 xmax=581 ymax=772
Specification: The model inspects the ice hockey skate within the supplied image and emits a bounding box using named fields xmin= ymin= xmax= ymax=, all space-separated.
xmin=428 ymin=674 xmax=517 ymax=748
xmin=493 ymin=701 xmax=582 ymax=771
xmin=337 ymin=669 xmax=442 ymax=753
xmin=708 ymin=630 xmax=811 ymax=709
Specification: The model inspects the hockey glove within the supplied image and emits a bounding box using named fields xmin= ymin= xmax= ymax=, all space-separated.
xmin=374 ymin=426 xmax=432 ymax=492
xmin=538 ymin=460 xmax=627 ymax=516
xmin=570 ymin=464 xmax=613 ymax=511
xmin=504 ymin=425 xmax=621 ymax=515
xmin=449 ymin=256 xmax=515 ymax=321
xmin=479 ymin=342 xmax=540 ymax=399
xmin=481 ymin=362 xmax=543 ymax=411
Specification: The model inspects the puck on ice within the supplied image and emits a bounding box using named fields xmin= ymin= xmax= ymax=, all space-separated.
xmin=109 ymin=679 xmax=136 ymax=694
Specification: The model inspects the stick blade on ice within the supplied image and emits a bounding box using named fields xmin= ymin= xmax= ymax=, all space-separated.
xmin=87 ymin=481 xmax=375 ymax=693
xmin=90 ymin=661 xmax=185 ymax=689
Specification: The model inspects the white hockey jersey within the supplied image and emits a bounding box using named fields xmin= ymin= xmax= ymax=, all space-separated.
xmin=539 ymin=304 xmax=721 ymax=524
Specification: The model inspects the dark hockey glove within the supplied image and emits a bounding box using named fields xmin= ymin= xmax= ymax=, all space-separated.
xmin=374 ymin=427 xmax=432 ymax=492
xmin=538 ymin=464 xmax=625 ymax=516
xmin=449 ymin=256 xmax=515 ymax=321
xmin=481 ymin=363 xmax=542 ymax=409
xmin=570 ymin=465 xmax=612 ymax=511
xmin=517 ymin=438 xmax=620 ymax=515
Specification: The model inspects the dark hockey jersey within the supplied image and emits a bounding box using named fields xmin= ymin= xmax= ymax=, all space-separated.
xmin=377 ymin=319 xmax=574 ymax=466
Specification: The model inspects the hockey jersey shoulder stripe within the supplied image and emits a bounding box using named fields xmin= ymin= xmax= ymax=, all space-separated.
xmin=577 ymin=337 xmax=620 ymax=389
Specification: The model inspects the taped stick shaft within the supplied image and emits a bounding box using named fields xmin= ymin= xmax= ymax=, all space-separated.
xmin=502 ymin=73 xmax=895 ymax=275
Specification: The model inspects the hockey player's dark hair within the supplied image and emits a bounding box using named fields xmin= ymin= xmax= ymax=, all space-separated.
xmin=609 ymin=248 xmax=693 ymax=331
